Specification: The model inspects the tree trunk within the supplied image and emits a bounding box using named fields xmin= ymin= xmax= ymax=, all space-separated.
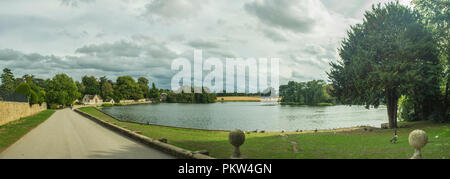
xmin=386 ymin=88 xmax=398 ymax=128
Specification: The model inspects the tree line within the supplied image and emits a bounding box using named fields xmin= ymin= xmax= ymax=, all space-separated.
xmin=165 ymin=87 xmax=217 ymax=103
xmin=76 ymin=75 xmax=160 ymax=103
xmin=0 ymin=69 xmax=162 ymax=108
xmin=279 ymin=80 xmax=335 ymax=106
xmin=0 ymin=69 xmax=217 ymax=107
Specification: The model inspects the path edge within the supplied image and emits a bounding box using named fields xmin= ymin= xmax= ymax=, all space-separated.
xmin=74 ymin=108 xmax=214 ymax=159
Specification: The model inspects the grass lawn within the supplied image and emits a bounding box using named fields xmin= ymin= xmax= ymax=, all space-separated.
xmin=0 ymin=110 xmax=55 ymax=152
xmin=79 ymin=107 xmax=449 ymax=159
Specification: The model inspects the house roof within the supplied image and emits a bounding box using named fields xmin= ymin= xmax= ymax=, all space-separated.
xmin=83 ymin=94 xmax=102 ymax=100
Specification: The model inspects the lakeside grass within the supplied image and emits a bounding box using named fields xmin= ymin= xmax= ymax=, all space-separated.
xmin=78 ymin=107 xmax=449 ymax=159
xmin=0 ymin=110 xmax=55 ymax=152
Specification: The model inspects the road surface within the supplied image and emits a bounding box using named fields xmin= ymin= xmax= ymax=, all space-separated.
xmin=0 ymin=108 xmax=175 ymax=159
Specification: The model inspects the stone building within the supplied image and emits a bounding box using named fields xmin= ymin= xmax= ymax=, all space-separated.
xmin=82 ymin=94 xmax=103 ymax=105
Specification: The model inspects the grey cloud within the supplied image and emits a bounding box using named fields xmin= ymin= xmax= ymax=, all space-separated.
xmin=144 ymin=0 xmax=208 ymax=19
xmin=244 ymin=0 xmax=316 ymax=33
xmin=320 ymin=0 xmax=368 ymax=18
xmin=57 ymin=29 xmax=89 ymax=39
xmin=262 ymin=28 xmax=287 ymax=42
xmin=0 ymin=36 xmax=182 ymax=89
xmin=75 ymin=40 xmax=143 ymax=58
xmin=0 ymin=49 xmax=71 ymax=71
xmin=60 ymin=0 xmax=95 ymax=7
xmin=188 ymin=40 xmax=221 ymax=49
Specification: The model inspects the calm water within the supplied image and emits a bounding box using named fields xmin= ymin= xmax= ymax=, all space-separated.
xmin=101 ymin=102 xmax=387 ymax=131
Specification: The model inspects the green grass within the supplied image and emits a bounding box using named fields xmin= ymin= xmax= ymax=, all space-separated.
xmin=0 ymin=110 xmax=55 ymax=152
xmin=78 ymin=107 xmax=449 ymax=159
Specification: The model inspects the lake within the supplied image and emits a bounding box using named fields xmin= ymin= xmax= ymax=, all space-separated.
xmin=101 ymin=102 xmax=388 ymax=131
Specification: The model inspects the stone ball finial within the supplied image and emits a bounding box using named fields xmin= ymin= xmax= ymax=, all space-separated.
xmin=409 ymin=129 xmax=428 ymax=159
xmin=229 ymin=129 xmax=245 ymax=147
xmin=229 ymin=129 xmax=245 ymax=158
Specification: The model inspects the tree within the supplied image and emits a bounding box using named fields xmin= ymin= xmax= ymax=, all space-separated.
xmin=75 ymin=81 xmax=85 ymax=98
xmin=149 ymin=82 xmax=160 ymax=99
xmin=44 ymin=74 xmax=80 ymax=106
xmin=279 ymin=80 xmax=332 ymax=105
xmin=0 ymin=68 xmax=15 ymax=100
xmin=412 ymin=0 xmax=449 ymax=121
xmin=113 ymin=76 xmax=143 ymax=100
xmin=82 ymin=76 xmax=100 ymax=95
xmin=15 ymin=82 xmax=31 ymax=96
xmin=100 ymin=76 xmax=114 ymax=100
xmin=15 ymin=82 xmax=42 ymax=105
xmin=328 ymin=2 xmax=441 ymax=128
xmin=137 ymin=77 xmax=150 ymax=98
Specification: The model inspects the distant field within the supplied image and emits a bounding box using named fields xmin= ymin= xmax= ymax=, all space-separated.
xmin=217 ymin=96 xmax=261 ymax=102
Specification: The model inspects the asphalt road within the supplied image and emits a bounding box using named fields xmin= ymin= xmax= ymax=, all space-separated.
xmin=0 ymin=108 xmax=175 ymax=159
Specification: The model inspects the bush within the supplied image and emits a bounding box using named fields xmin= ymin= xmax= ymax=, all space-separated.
xmin=316 ymin=103 xmax=334 ymax=106
xmin=15 ymin=83 xmax=31 ymax=95
xmin=398 ymin=96 xmax=416 ymax=121
xmin=29 ymin=90 xmax=39 ymax=105
xmin=114 ymin=103 xmax=124 ymax=106
xmin=49 ymin=103 xmax=59 ymax=109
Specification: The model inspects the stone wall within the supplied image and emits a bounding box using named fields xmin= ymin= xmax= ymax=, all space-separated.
xmin=0 ymin=102 xmax=47 ymax=126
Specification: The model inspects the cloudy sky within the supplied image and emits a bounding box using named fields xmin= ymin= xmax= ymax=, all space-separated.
xmin=0 ymin=0 xmax=411 ymax=90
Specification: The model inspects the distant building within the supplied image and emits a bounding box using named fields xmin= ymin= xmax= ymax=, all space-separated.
xmin=104 ymin=99 xmax=115 ymax=104
xmin=137 ymin=98 xmax=146 ymax=102
xmin=82 ymin=94 xmax=103 ymax=105
xmin=119 ymin=99 xmax=134 ymax=104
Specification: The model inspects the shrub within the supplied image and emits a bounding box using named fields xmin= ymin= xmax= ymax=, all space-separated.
xmin=49 ymin=103 xmax=59 ymax=109
xmin=15 ymin=83 xmax=31 ymax=95
xmin=398 ymin=96 xmax=416 ymax=121
xmin=29 ymin=90 xmax=39 ymax=105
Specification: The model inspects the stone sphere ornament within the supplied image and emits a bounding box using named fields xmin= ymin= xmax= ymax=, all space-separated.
xmin=408 ymin=129 xmax=428 ymax=159
xmin=229 ymin=129 xmax=246 ymax=158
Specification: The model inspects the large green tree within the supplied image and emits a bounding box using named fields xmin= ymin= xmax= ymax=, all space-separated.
xmin=328 ymin=2 xmax=441 ymax=128
xmin=0 ymin=68 xmax=15 ymax=100
xmin=113 ymin=76 xmax=143 ymax=100
xmin=279 ymin=80 xmax=332 ymax=105
xmin=82 ymin=76 xmax=100 ymax=95
xmin=137 ymin=77 xmax=150 ymax=98
xmin=45 ymin=74 xmax=80 ymax=106
xmin=99 ymin=76 xmax=114 ymax=100
xmin=149 ymin=82 xmax=160 ymax=99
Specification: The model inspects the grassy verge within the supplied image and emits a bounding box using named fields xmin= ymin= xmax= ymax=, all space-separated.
xmin=0 ymin=110 xmax=55 ymax=152
xmin=78 ymin=107 xmax=449 ymax=159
